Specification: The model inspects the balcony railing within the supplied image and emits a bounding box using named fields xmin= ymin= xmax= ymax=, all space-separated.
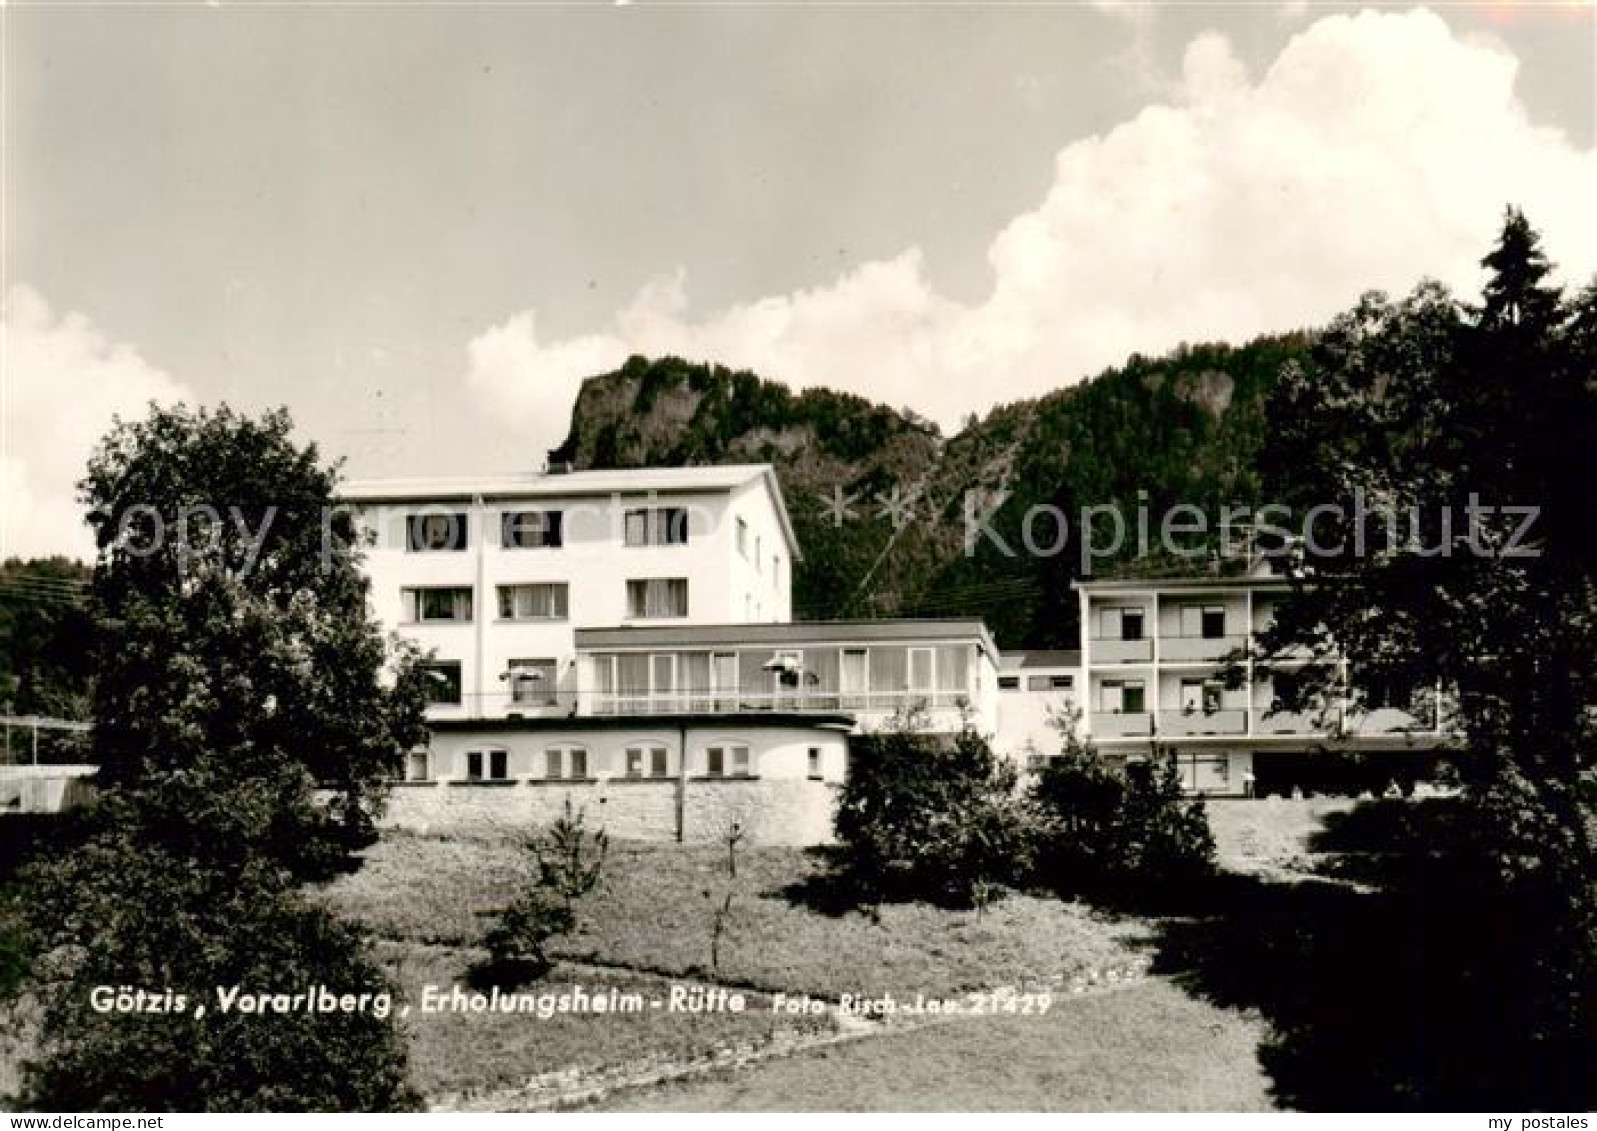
xmin=581 ymin=687 xmax=970 ymax=717
xmin=1253 ymin=708 xmax=1338 ymax=735
xmin=1092 ymin=638 xmax=1153 ymax=663
xmin=1160 ymin=634 xmax=1246 ymax=662
xmin=1157 ymin=708 xmax=1246 ymax=737
xmin=1091 ymin=711 xmax=1153 ymax=737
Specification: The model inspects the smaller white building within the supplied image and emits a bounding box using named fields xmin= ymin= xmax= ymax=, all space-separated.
xmin=993 ymin=650 xmax=1081 ymax=767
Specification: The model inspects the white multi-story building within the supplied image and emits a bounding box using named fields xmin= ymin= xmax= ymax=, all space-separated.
xmin=344 ymin=465 xmax=797 ymax=722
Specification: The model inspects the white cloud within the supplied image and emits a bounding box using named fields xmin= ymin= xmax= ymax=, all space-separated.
xmin=2 ymin=286 xmax=192 ymax=561
xmin=464 ymin=9 xmax=1596 ymax=458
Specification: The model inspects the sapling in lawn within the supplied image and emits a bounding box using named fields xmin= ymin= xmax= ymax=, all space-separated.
xmin=478 ymin=799 xmax=608 ymax=987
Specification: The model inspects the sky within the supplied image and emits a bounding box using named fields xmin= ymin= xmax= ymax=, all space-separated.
xmin=3 ymin=2 xmax=1595 ymax=560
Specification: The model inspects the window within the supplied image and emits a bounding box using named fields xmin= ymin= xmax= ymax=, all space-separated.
xmin=999 ymin=676 xmax=1021 ymax=691
xmin=769 ymin=650 xmax=802 ymax=690
xmin=626 ymin=578 xmax=688 ymax=619
xmin=1172 ymin=753 xmax=1230 ymax=792
xmin=807 ymin=747 xmax=823 ymax=779
xmin=501 ymin=510 xmax=563 ymax=548
xmin=466 ymin=748 xmax=508 ymax=781
xmin=736 ymin=516 xmax=749 ymax=557
xmin=1269 ymin=668 xmax=1330 ymax=712
xmin=706 ymin=744 xmax=751 ymax=778
xmin=1100 ymin=679 xmax=1145 ymax=714
xmin=1099 ymin=606 xmax=1145 ymax=640
xmin=497 ymin=583 xmax=568 ymax=621
xmin=651 ymin=654 xmax=677 ymax=698
xmin=841 ymin=648 xmax=869 ymax=702
xmin=403 ymin=587 xmax=473 ymax=623
xmin=754 ymin=534 xmax=762 ymax=567
xmin=623 ymin=507 xmax=689 ymax=547
xmin=1026 ymin=754 xmax=1051 ymax=772
xmin=420 ymin=661 xmax=462 ymax=706
xmin=544 ymin=745 xmax=588 ymax=780
xmin=1366 ymin=677 xmax=1414 ymax=712
xmin=405 ymin=750 xmax=430 ymax=781
xmin=1025 ymin=673 xmax=1073 ymax=691
xmin=711 ymin=652 xmax=738 ymax=702
xmin=406 ymin=512 xmax=467 ymax=552
xmin=1179 ymin=604 xmax=1227 ymax=638
xmin=506 ymin=658 xmax=558 ymax=706
xmin=1180 ymin=678 xmax=1224 ymax=714
xmin=908 ymin=647 xmax=935 ymax=693
xmin=625 ymin=745 xmax=669 ymax=779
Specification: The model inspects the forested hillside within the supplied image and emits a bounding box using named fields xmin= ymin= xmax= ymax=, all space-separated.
xmin=550 ymin=334 xmax=1312 ymax=647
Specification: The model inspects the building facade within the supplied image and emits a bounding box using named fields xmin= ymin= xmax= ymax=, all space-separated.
xmin=1076 ymin=562 xmax=1450 ymax=795
xmin=345 ymin=465 xmax=1005 ymax=842
xmin=345 ymin=465 xmax=1450 ymax=842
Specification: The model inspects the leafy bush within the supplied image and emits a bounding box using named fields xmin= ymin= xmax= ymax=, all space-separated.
xmin=15 ymin=799 xmax=417 ymax=1112
xmin=479 ymin=801 xmax=607 ymax=986
xmin=1029 ymin=732 xmax=1215 ymax=909
xmin=834 ymin=715 xmax=1031 ymax=908
xmin=8 ymin=404 xmax=425 ymax=1110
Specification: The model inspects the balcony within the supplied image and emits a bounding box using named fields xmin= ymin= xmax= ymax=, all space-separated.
xmin=1160 ymin=634 xmax=1246 ymax=663
xmin=1157 ymin=709 xmax=1246 ymax=737
xmin=1091 ymin=711 xmax=1153 ymax=737
xmin=582 ymin=687 xmax=970 ymax=718
xmin=1253 ymin=709 xmax=1337 ymax=736
xmin=1092 ymin=638 xmax=1153 ymax=663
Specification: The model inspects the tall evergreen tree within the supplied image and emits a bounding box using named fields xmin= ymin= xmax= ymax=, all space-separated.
xmin=1258 ymin=209 xmax=1594 ymax=782
xmin=1254 ymin=209 xmax=1596 ymax=1107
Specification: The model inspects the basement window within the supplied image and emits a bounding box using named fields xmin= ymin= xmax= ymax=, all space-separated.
xmin=465 ymin=748 xmax=509 ymax=782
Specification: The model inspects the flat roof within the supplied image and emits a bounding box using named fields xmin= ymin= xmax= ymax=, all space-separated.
xmin=999 ymin=649 xmax=1082 ymax=670
xmin=341 ymin=464 xmax=774 ymax=500
xmin=339 ymin=463 xmax=801 ymax=560
xmin=1075 ymin=575 xmax=1291 ymax=593
xmin=576 ymin=618 xmax=999 ymax=658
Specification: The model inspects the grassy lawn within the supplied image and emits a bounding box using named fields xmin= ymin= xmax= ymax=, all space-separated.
xmin=1205 ymin=798 xmax=1359 ymax=876
xmin=13 ymin=804 xmax=1356 ymax=1109
xmin=320 ymin=832 xmax=1145 ymax=1001
xmin=313 ymin=827 xmax=1287 ymax=1109
xmin=594 ymin=978 xmax=1274 ymax=1112
xmin=377 ymin=941 xmax=836 ymax=1102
